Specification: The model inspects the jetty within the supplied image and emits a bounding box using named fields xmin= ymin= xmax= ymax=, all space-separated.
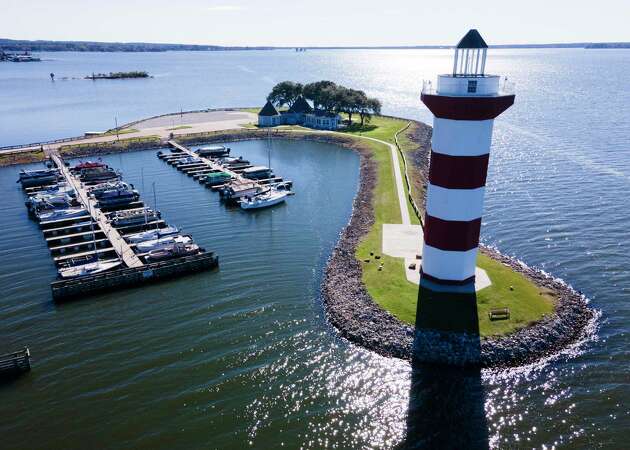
xmin=49 ymin=152 xmax=144 ymax=268
xmin=158 ymin=141 xmax=291 ymax=202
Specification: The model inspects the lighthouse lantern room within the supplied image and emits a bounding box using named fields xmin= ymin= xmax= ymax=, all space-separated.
xmin=420 ymin=29 xmax=515 ymax=290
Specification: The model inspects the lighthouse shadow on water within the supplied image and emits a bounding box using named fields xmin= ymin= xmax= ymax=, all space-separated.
xmin=400 ymin=288 xmax=488 ymax=450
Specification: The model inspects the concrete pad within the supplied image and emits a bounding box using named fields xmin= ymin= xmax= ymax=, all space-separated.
xmin=382 ymin=224 xmax=423 ymax=259
xmin=381 ymin=223 xmax=492 ymax=292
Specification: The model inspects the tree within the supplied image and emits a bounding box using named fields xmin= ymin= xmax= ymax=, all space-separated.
xmin=267 ymin=81 xmax=303 ymax=107
xmin=359 ymin=97 xmax=382 ymax=126
xmin=303 ymin=80 xmax=337 ymax=110
xmin=345 ymin=89 xmax=367 ymax=124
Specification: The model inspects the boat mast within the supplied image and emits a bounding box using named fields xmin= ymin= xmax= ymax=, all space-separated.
xmin=89 ymin=201 xmax=98 ymax=262
xmin=152 ymin=182 xmax=158 ymax=230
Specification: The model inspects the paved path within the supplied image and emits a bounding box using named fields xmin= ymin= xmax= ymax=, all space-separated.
xmin=1 ymin=110 xmax=256 ymax=154
xmin=360 ymin=136 xmax=411 ymax=225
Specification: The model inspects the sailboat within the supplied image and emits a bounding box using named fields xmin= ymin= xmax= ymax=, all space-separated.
xmin=57 ymin=209 xmax=121 ymax=278
xmin=240 ymin=189 xmax=289 ymax=210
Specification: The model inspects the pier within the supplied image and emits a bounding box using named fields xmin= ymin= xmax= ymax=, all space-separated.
xmin=49 ymin=152 xmax=144 ymax=268
xmin=158 ymin=140 xmax=291 ymax=199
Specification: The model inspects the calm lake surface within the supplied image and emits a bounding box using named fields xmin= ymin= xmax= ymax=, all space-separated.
xmin=0 ymin=49 xmax=628 ymax=448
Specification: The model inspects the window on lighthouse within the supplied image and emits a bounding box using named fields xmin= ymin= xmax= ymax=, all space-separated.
xmin=467 ymin=80 xmax=478 ymax=93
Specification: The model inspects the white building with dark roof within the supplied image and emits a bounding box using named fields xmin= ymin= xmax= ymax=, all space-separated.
xmin=257 ymin=96 xmax=341 ymax=130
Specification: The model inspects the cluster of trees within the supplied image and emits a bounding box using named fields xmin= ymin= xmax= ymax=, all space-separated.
xmin=267 ymin=80 xmax=382 ymax=125
xmin=85 ymin=71 xmax=149 ymax=80
xmin=0 ymin=39 xmax=273 ymax=53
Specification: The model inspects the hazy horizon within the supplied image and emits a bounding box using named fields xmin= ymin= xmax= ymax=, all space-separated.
xmin=2 ymin=0 xmax=629 ymax=47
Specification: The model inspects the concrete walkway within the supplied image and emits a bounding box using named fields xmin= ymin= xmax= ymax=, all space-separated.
xmin=360 ymin=136 xmax=411 ymax=225
xmin=362 ymin=132 xmax=492 ymax=292
xmin=1 ymin=110 xmax=256 ymax=154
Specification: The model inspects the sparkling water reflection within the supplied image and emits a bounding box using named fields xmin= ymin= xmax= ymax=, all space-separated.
xmin=0 ymin=49 xmax=628 ymax=448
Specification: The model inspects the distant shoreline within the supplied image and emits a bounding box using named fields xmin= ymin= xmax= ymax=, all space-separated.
xmin=1 ymin=38 xmax=628 ymax=53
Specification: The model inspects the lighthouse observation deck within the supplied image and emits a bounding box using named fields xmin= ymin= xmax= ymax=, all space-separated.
xmin=421 ymin=76 xmax=515 ymax=97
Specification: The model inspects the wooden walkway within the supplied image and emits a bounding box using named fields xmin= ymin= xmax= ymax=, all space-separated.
xmin=49 ymin=152 xmax=144 ymax=268
xmin=167 ymin=140 xmax=260 ymax=191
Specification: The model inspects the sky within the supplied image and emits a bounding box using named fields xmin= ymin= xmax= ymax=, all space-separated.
xmin=1 ymin=0 xmax=629 ymax=47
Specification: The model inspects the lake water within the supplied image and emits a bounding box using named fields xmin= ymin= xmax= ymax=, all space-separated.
xmin=0 ymin=49 xmax=628 ymax=448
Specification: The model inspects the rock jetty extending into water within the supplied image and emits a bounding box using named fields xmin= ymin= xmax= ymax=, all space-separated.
xmin=321 ymin=120 xmax=595 ymax=368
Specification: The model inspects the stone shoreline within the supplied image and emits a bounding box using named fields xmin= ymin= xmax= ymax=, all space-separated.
xmin=321 ymin=121 xmax=595 ymax=369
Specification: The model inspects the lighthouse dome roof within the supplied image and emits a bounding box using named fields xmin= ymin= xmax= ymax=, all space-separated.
xmin=456 ymin=29 xmax=488 ymax=49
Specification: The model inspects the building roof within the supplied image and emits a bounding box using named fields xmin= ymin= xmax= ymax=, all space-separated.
xmin=259 ymin=100 xmax=280 ymax=116
xmin=288 ymin=96 xmax=313 ymax=114
xmin=456 ymin=29 xmax=488 ymax=49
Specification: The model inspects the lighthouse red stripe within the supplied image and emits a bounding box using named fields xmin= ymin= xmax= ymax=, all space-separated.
xmin=420 ymin=269 xmax=476 ymax=286
xmin=421 ymin=93 xmax=515 ymax=121
xmin=424 ymin=215 xmax=482 ymax=251
xmin=428 ymin=152 xmax=490 ymax=189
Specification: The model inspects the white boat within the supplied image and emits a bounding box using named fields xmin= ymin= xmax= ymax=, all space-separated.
xmin=173 ymin=156 xmax=201 ymax=166
xmin=144 ymin=243 xmax=201 ymax=263
xmin=37 ymin=207 xmax=87 ymax=222
xmin=110 ymin=208 xmax=160 ymax=227
xmin=196 ymin=145 xmax=230 ymax=157
xmin=136 ymin=235 xmax=193 ymax=253
xmin=27 ymin=192 xmax=74 ymax=210
xmin=124 ymin=226 xmax=180 ymax=243
xmin=242 ymin=165 xmax=273 ymax=180
xmin=58 ymin=259 xmax=122 ymax=279
xmin=88 ymin=181 xmax=131 ymax=197
xmin=240 ymin=189 xmax=289 ymax=210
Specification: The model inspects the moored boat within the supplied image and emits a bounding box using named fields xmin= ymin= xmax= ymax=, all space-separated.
xmin=242 ymin=165 xmax=273 ymax=180
xmin=95 ymin=186 xmax=140 ymax=206
xmin=204 ymin=171 xmax=233 ymax=186
xmin=26 ymin=193 xmax=75 ymax=211
xmin=88 ymin=181 xmax=132 ymax=197
xmin=17 ymin=169 xmax=60 ymax=188
xmin=240 ymin=189 xmax=289 ymax=210
xmin=219 ymin=181 xmax=263 ymax=203
xmin=79 ymin=166 xmax=120 ymax=183
xmin=135 ymin=234 xmax=193 ymax=253
xmin=144 ymin=243 xmax=201 ymax=263
xmin=124 ymin=226 xmax=180 ymax=243
xmin=173 ymin=156 xmax=202 ymax=166
xmin=73 ymin=160 xmax=106 ymax=171
xmin=37 ymin=207 xmax=87 ymax=222
xmin=58 ymin=259 xmax=122 ymax=279
xmin=196 ymin=145 xmax=230 ymax=158
xmin=110 ymin=208 xmax=160 ymax=227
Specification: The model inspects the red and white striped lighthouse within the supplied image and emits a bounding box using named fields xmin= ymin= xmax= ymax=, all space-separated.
xmin=420 ymin=29 xmax=515 ymax=289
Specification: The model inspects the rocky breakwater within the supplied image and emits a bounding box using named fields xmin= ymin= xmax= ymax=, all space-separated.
xmin=321 ymin=120 xmax=595 ymax=368
xmin=412 ymin=248 xmax=594 ymax=368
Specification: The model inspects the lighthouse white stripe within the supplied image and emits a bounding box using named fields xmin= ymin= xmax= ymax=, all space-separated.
xmin=426 ymin=184 xmax=485 ymax=222
xmin=431 ymin=118 xmax=494 ymax=157
xmin=421 ymin=244 xmax=478 ymax=282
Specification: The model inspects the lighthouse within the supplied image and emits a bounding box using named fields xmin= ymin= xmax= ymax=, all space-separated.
xmin=420 ymin=29 xmax=515 ymax=289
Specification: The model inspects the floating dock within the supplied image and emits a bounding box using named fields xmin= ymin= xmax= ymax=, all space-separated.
xmin=20 ymin=152 xmax=219 ymax=302
xmin=0 ymin=348 xmax=31 ymax=379
xmin=158 ymin=141 xmax=292 ymax=202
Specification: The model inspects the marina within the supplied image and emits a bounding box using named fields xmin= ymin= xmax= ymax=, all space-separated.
xmin=18 ymin=151 xmax=218 ymax=301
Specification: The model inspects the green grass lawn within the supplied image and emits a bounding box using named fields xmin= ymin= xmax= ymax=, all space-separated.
xmin=103 ymin=128 xmax=139 ymax=136
xmin=347 ymin=115 xmax=557 ymax=337
xmin=166 ymin=125 xmax=193 ymax=131
xmin=340 ymin=114 xmax=408 ymax=144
